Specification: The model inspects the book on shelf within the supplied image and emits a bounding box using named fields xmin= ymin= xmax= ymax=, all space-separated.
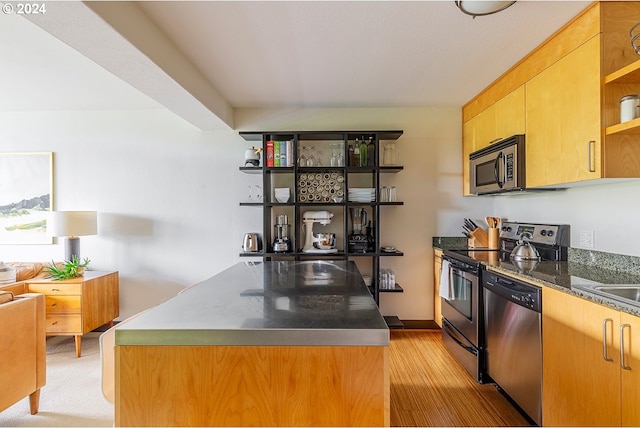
xmin=274 ymin=141 xmax=281 ymax=167
xmin=265 ymin=140 xmax=294 ymax=167
xmin=266 ymin=141 xmax=274 ymax=167
xmin=280 ymin=140 xmax=287 ymax=167
xmin=286 ymin=140 xmax=293 ymax=167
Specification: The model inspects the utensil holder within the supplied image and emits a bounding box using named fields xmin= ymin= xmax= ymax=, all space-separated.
xmin=488 ymin=228 xmax=499 ymax=249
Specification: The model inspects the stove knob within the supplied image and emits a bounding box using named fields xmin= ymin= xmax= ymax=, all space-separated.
xmin=502 ymin=226 xmax=512 ymax=232
xmin=547 ymin=230 xmax=555 ymax=237
xmin=540 ymin=230 xmax=547 ymax=236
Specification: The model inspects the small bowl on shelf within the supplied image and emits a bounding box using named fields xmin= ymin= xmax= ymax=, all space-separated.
xmin=274 ymin=188 xmax=290 ymax=203
xmin=332 ymin=197 xmax=343 ymax=203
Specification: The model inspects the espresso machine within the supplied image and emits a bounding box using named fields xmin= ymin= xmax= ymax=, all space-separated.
xmin=273 ymin=214 xmax=292 ymax=253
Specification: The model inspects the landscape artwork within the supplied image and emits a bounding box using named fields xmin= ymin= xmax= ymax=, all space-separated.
xmin=0 ymin=152 xmax=53 ymax=244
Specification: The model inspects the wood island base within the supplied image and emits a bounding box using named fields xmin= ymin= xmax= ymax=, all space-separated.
xmin=115 ymin=344 xmax=389 ymax=427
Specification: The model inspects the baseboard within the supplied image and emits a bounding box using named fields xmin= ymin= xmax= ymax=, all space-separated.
xmin=398 ymin=320 xmax=440 ymax=329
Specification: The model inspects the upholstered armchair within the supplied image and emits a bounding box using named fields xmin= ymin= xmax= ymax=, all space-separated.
xmin=0 ymin=291 xmax=46 ymax=414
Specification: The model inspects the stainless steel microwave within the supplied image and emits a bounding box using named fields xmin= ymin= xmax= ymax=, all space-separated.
xmin=469 ymin=135 xmax=525 ymax=195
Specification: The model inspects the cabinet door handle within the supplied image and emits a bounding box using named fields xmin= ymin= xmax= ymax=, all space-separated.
xmin=620 ymin=323 xmax=632 ymax=370
xmin=603 ymin=318 xmax=614 ymax=362
xmin=588 ymin=140 xmax=596 ymax=172
xmin=52 ymin=288 xmax=60 ymax=292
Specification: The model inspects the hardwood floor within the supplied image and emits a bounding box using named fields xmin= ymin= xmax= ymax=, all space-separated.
xmin=389 ymin=330 xmax=531 ymax=427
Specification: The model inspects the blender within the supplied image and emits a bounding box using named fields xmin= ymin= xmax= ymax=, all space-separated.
xmin=273 ymin=215 xmax=292 ymax=253
xmin=348 ymin=208 xmax=368 ymax=253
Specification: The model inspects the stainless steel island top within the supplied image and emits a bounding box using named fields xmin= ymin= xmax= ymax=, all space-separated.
xmin=115 ymin=260 xmax=389 ymax=346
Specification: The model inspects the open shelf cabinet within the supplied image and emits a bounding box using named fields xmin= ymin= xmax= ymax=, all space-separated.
xmin=239 ymin=130 xmax=405 ymax=328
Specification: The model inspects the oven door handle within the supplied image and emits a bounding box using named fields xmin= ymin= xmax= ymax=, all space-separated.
xmin=443 ymin=321 xmax=478 ymax=355
xmin=449 ymin=265 xmax=476 ymax=276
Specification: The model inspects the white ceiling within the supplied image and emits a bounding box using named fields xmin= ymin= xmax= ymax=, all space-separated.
xmin=2 ymin=1 xmax=591 ymax=130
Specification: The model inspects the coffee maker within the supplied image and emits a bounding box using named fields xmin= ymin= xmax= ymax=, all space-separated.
xmin=273 ymin=214 xmax=292 ymax=253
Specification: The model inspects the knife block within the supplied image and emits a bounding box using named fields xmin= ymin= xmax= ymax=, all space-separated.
xmin=468 ymin=228 xmax=489 ymax=248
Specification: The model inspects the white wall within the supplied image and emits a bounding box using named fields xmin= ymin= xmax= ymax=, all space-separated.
xmin=0 ymin=106 xmax=486 ymax=322
xmin=491 ymin=179 xmax=640 ymax=257
xmin=0 ymin=109 xmax=255 ymax=319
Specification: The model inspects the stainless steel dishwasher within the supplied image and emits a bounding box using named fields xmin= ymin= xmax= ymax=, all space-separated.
xmin=483 ymin=270 xmax=542 ymax=426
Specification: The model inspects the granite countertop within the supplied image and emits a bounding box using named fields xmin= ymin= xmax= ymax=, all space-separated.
xmin=115 ymin=260 xmax=389 ymax=347
xmin=433 ymin=236 xmax=640 ymax=316
xmin=485 ymin=252 xmax=640 ymax=317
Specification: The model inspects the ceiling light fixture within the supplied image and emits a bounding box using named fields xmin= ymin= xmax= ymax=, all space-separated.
xmin=455 ymin=1 xmax=516 ymax=18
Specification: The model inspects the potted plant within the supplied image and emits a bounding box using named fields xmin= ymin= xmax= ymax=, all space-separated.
xmin=45 ymin=256 xmax=90 ymax=280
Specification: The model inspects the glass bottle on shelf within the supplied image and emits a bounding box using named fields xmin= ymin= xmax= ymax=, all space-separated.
xmin=338 ymin=142 xmax=345 ymax=166
xmin=348 ymin=143 xmax=355 ymax=166
xmin=359 ymin=136 xmax=368 ymax=167
xmin=354 ymin=138 xmax=361 ymax=167
xmin=367 ymin=136 xmax=375 ymax=166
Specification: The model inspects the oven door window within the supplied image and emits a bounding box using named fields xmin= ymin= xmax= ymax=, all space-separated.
xmin=447 ymin=269 xmax=473 ymax=320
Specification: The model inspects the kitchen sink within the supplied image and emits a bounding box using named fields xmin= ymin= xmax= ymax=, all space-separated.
xmin=574 ymin=284 xmax=640 ymax=307
xmin=593 ymin=286 xmax=640 ymax=303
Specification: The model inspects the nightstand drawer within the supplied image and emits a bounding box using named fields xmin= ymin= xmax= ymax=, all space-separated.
xmin=29 ymin=283 xmax=81 ymax=295
xmin=46 ymin=314 xmax=81 ymax=334
xmin=46 ymin=296 xmax=81 ymax=313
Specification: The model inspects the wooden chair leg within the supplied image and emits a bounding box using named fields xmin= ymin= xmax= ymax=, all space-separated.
xmin=75 ymin=335 xmax=82 ymax=358
xmin=29 ymin=389 xmax=40 ymax=414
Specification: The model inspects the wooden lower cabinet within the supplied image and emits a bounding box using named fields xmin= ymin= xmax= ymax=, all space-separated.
xmin=621 ymin=312 xmax=640 ymax=426
xmin=115 ymin=344 xmax=389 ymax=427
xmin=543 ymin=286 xmax=640 ymax=426
xmin=433 ymin=249 xmax=442 ymax=327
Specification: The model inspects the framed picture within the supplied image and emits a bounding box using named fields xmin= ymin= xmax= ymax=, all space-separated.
xmin=0 ymin=152 xmax=53 ymax=244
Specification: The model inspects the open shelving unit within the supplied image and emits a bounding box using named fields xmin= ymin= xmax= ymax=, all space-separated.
xmin=605 ymin=58 xmax=640 ymax=136
xmin=239 ymin=130 xmax=405 ymax=328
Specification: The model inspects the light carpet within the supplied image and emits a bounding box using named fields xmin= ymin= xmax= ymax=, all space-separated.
xmin=0 ymin=333 xmax=114 ymax=427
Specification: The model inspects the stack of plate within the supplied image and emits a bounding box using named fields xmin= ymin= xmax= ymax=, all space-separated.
xmin=348 ymin=188 xmax=375 ymax=202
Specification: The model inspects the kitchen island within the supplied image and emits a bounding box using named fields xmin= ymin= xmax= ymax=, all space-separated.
xmin=114 ymin=261 xmax=389 ymax=427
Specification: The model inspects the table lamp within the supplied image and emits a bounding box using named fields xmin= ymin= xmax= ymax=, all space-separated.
xmin=49 ymin=211 xmax=97 ymax=261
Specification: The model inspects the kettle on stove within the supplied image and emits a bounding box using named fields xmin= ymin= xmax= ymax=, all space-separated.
xmin=510 ymin=232 xmax=541 ymax=261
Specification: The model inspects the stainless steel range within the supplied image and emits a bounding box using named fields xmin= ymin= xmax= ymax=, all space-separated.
xmin=441 ymin=221 xmax=570 ymax=420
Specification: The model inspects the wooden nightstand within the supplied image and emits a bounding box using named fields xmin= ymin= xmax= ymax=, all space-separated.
xmin=26 ymin=271 xmax=119 ymax=357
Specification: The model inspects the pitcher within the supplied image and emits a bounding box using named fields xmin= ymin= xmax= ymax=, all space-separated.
xmin=383 ymin=143 xmax=399 ymax=166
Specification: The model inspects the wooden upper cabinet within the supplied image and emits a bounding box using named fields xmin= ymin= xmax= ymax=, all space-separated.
xmin=461 ymin=86 xmax=524 ymax=195
xmin=461 ymin=2 xmax=640 ymax=195
xmin=526 ymin=36 xmax=602 ymax=188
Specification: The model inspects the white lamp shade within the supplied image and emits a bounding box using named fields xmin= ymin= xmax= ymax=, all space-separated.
xmin=48 ymin=211 xmax=97 ymax=237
